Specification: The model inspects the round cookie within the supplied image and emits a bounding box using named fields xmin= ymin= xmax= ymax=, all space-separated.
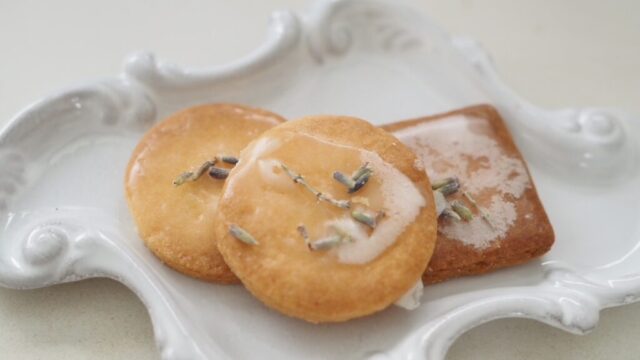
xmin=215 ymin=115 xmax=438 ymax=322
xmin=125 ymin=104 xmax=285 ymax=283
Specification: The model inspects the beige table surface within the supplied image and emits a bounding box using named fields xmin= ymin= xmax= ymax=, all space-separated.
xmin=1 ymin=0 xmax=639 ymax=359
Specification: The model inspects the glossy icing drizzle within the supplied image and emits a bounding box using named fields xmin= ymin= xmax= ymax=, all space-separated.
xmin=394 ymin=115 xmax=530 ymax=248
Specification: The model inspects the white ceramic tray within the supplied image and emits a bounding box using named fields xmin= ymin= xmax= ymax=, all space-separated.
xmin=1 ymin=0 xmax=639 ymax=359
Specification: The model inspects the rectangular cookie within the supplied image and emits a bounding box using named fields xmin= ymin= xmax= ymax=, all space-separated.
xmin=383 ymin=105 xmax=554 ymax=284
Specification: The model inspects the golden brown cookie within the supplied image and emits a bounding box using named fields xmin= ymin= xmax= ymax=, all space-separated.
xmin=383 ymin=105 xmax=554 ymax=284
xmin=125 ymin=104 xmax=285 ymax=283
xmin=215 ymin=115 xmax=438 ymax=322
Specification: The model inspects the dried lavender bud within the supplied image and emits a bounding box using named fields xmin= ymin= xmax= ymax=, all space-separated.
xmin=173 ymin=160 xmax=216 ymax=186
xmin=333 ymin=171 xmax=355 ymax=189
xmin=351 ymin=162 xmax=372 ymax=181
xmin=431 ymin=177 xmax=457 ymax=190
xmin=351 ymin=210 xmax=377 ymax=228
xmin=437 ymin=178 xmax=460 ymax=196
xmin=229 ymin=224 xmax=259 ymax=245
xmin=218 ymin=155 xmax=239 ymax=165
xmin=451 ymin=200 xmax=473 ymax=221
xmin=208 ymin=166 xmax=230 ymax=179
xmin=349 ymin=171 xmax=371 ymax=193
xmin=308 ymin=235 xmax=343 ymax=251
xmin=442 ymin=208 xmax=462 ymax=221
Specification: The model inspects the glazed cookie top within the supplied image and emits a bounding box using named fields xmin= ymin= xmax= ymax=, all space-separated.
xmin=215 ymin=116 xmax=437 ymax=322
xmin=125 ymin=104 xmax=285 ymax=283
xmin=382 ymin=105 xmax=554 ymax=284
